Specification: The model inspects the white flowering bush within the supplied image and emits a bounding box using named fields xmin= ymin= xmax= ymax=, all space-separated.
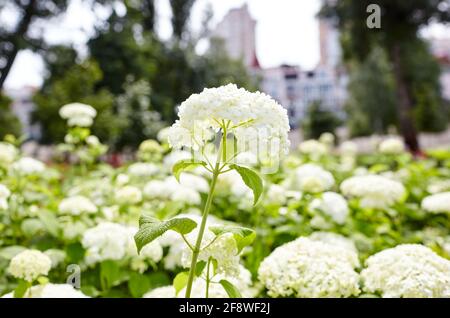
xmin=1 ymin=88 xmax=450 ymax=298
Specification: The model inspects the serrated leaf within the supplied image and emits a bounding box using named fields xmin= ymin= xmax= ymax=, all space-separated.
xmin=219 ymin=279 xmax=242 ymax=298
xmin=173 ymin=271 xmax=189 ymax=296
xmin=229 ymin=164 xmax=263 ymax=205
xmin=173 ymin=159 xmax=207 ymax=182
xmin=209 ymin=225 xmax=256 ymax=253
xmin=135 ymin=215 xmax=197 ymax=253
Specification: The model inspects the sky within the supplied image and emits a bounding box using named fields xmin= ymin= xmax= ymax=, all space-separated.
xmin=3 ymin=0 xmax=449 ymax=90
xmin=4 ymin=0 xmax=322 ymax=89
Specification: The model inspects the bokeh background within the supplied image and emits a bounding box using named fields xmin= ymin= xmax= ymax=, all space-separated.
xmin=1 ymin=0 xmax=450 ymax=159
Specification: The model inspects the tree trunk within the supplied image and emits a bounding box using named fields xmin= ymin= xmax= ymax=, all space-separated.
xmin=390 ymin=44 xmax=420 ymax=154
xmin=0 ymin=0 xmax=36 ymax=90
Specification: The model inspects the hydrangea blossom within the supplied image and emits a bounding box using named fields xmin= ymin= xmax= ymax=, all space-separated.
xmin=421 ymin=192 xmax=450 ymax=214
xmin=308 ymin=232 xmax=357 ymax=253
xmin=167 ymin=84 xmax=290 ymax=161
xmin=309 ymin=192 xmax=349 ymax=224
xmin=59 ymin=103 xmax=97 ymax=127
xmin=143 ymin=177 xmax=202 ymax=205
xmin=340 ymin=175 xmax=406 ymax=209
xmin=361 ymin=244 xmax=450 ymax=297
xmin=258 ymin=237 xmax=360 ymax=298
xmin=0 ymin=184 xmax=11 ymax=210
xmin=0 ymin=142 xmax=17 ymax=165
xmin=378 ymin=138 xmax=405 ymax=154
xmin=8 ymin=250 xmax=52 ymax=282
xmin=289 ymin=164 xmax=334 ymax=193
xmin=298 ymin=140 xmax=328 ymax=157
xmin=127 ymin=162 xmax=159 ymax=177
xmin=58 ymin=195 xmax=97 ymax=215
xmin=340 ymin=141 xmax=358 ymax=156
xmin=11 ymin=157 xmax=45 ymax=176
xmin=115 ymin=186 xmax=142 ymax=205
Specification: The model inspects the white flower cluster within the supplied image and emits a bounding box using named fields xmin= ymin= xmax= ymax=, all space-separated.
xmin=0 ymin=142 xmax=17 ymax=165
xmin=427 ymin=179 xmax=450 ymax=194
xmin=2 ymin=284 xmax=89 ymax=298
xmin=167 ymin=84 xmax=290 ymax=161
xmin=82 ymin=222 xmax=162 ymax=266
xmin=163 ymin=150 xmax=192 ymax=170
xmin=8 ymin=249 xmax=52 ymax=282
xmin=340 ymin=141 xmax=358 ymax=156
xmin=289 ymin=164 xmax=335 ymax=193
xmin=58 ymin=195 xmax=97 ymax=215
xmin=258 ymin=237 xmax=360 ymax=298
xmin=361 ymin=244 xmax=450 ymax=297
xmin=143 ymin=175 xmax=203 ymax=205
xmin=127 ymin=162 xmax=159 ymax=177
xmin=309 ymin=192 xmax=349 ymax=224
xmin=378 ymin=138 xmax=405 ymax=154
xmin=308 ymin=232 xmax=357 ymax=253
xmin=59 ymin=103 xmax=97 ymax=127
xmin=11 ymin=157 xmax=45 ymax=176
xmin=421 ymin=192 xmax=450 ymax=214
xmin=340 ymin=175 xmax=406 ymax=209
xmin=298 ymin=140 xmax=328 ymax=158
xmin=0 ymin=184 xmax=11 ymax=210
xmin=115 ymin=186 xmax=142 ymax=205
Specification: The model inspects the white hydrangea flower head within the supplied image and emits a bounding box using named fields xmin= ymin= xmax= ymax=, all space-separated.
xmin=298 ymin=139 xmax=328 ymax=157
xmin=427 ymin=180 xmax=450 ymax=194
xmin=258 ymin=237 xmax=360 ymax=298
xmin=86 ymin=135 xmax=100 ymax=146
xmin=340 ymin=141 xmax=358 ymax=156
xmin=167 ymin=84 xmax=290 ymax=161
xmin=309 ymin=192 xmax=349 ymax=224
xmin=143 ymin=286 xmax=176 ymax=298
xmin=177 ymin=173 xmax=209 ymax=193
xmin=0 ymin=184 xmax=11 ymax=210
xmin=157 ymin=127 xmax=171 ymax=143
xmin=163 ymin=150 xmax=192 ymax=170
xmin=59 ymin=103 xmax=97 ymax=127
xmin=58 ymin=195 xmax=97 ymax=215
xmin=361 ymin=244 xmax=450 ymax=298
xmin=11 ymin=157 xmax=45 ymax=176
xmin=143 ymin=177 xmax=202 ymax=204
xmin=0 ymin=142 xmax=17 ymax=165
xmin=8 ymin=249 xmax=52 ymax=282
xmin=319 ymin=132 xmax=335 ymax=146
xmin=115 ymin=186 xmax=142 ymax=205
xmin=340 ymin=175 xmax=406 ymax=209
xmin=115 ymin=173 xmax=130 ymax=186
xmin=127 ymin=162 xmax=159 ymax=177
xmin=292 ymin=164 xmax=334 ymax=193
xmin=266 ymin=184 xmax=288 ymax=205
xmin=378 ymin=137 xmax=405 ymax=154
xmin=82 ymin=222 xmax=135 ymax=265
xmin=2 ymin=284 xmax=89 ymax=298
xmin=171 ymin=187 xmax=201 ymax=205
xmin=421 ymin=192 xmax=450 ymax=214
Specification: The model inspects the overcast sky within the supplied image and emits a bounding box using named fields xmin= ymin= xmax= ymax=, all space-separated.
xmin=3 ymin=0 xmax=450 ymax=89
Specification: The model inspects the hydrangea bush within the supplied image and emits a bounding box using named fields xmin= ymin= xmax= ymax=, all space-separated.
xmin=0 ymin=87 xmax=450 ymax=298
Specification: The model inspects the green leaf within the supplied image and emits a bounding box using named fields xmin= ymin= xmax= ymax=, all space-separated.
xmin=14 ymin=280 xmax=31 ymax=298
xmin=128 ymin=273 xmax=151 ymax=298
xmin=229 ymin=164 xmax=263 ymax=205
xmin=38 ymin=211 xmax=60 ymax=237
xmin=173 ymin=271 xmax=189 ymax=296
xmin=209 ymin=225 xmax=256 ymax=253
xmin=219 ymin=279 xmax=242 ymax=298
xmin=100 ymin=260 xmax=121 ymax=290
xmin=173 ymin=159 xmax=207 ymax=182
xmin=134 ymin=215 xmax=197 ymax=253
xmin=195 ymin=261 xmax=207 ymax=277
xmin=0 ymin=246 xmax=26 ymax=260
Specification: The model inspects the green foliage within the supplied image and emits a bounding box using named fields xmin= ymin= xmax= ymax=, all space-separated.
xmin=209 ymin=225 xmax=256 ymax=253
xmin=0 ymin=94 xmax=21 ymax=139
xmin=33 ymin=59 xmax=120 ymax=144
xmin=229 ymin=164 xmax=264 ymax=205
xmin=173 ymin=271 xmax=189 ymax=295
xmin=173 ymin=159 xmax=207 ymax=181
xmin=302 ymin=101 xmax=340 ymax=139
xmin=134 ymin=215 xmax=197 ymax=252
xmin=219 ymin=279 xmax=242 ymax=298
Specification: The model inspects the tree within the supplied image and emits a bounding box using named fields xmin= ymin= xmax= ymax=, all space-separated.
xmin=345 ymin=48 xmax=397 ymax=136
xmin=169 ymin=0 xmax=196 ymax=40
xmin=0 ymin=93 xmax=21 ymax=139
xmin=33 ymin=60 xmax=121 ymax=144
xmin=321 ymin=0 xmax=450 ymax=153
xmin=302 ymin=101 xmax=340 ymax=140
xmin=0 ymin=0 xmax=69 ymax=90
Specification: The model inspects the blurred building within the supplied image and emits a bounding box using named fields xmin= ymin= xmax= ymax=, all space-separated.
xmin=5 ymin=86 xmax=41 ymax=140
xmin=212 ymin=4 xmax=347 ymax=128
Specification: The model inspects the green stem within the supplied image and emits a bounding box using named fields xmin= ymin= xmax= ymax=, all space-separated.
xmin=205 ymin=257 xmax=212 ymax=298
xmin=184 ymin=127 xmax=227 ymax=298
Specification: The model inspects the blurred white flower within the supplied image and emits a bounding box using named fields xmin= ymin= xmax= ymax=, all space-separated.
xmin=11 ymin=157 xmax=45 ymax=175
xmin=0 ymin=142 xmax=17 ymax=165
xmin=291 ymin=164 xmax=334 ymax=193
xmin=115 ymin=186 xmax=142 ymax=205
xmin=298 ymin=139 xmax=328 ymax=158
xmin=2 ymin=284 xmax=89 ymax=298
xmin=58 ymin=195 xmax=97 ymax=215
xmin=309 ymin=192 xmax=349 ymax=224
xmin=422 ymin=192 xmax=450 ymax=214
xmin=378 ymin=137 xmax=404 ymax=154
xmin=59 ymin=103 xmax=97 ymax=127
xmin=0 ymin=184 xmax=11 ymax=210
xmin=340 ymin=175 xmax=406 ymax=209
xmin=127 ymin=162 xmax=159 ymax=177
